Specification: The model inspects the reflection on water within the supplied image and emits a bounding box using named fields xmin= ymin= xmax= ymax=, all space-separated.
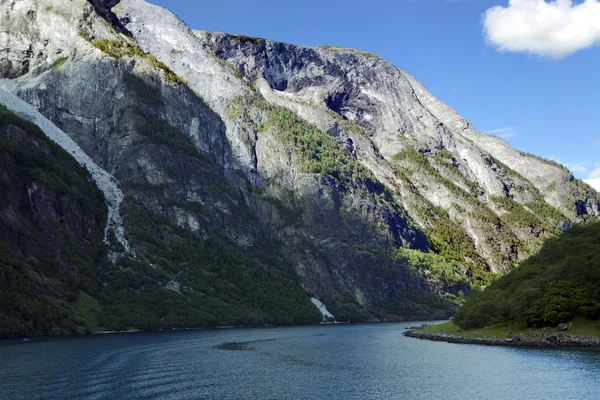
xmin=1 ymin=322 xmax=600 ymax=399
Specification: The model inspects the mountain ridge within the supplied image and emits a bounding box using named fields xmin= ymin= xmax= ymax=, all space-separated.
xmin=0 ymin=0 xmax=598 ymax=336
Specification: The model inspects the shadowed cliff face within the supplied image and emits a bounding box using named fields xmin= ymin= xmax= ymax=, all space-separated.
xmin=0 ymin=105 xmax=108 ymax=337
xmin=0 ymin=0 xmax=597 ymax=334
xmin=87 ymin=0 xmax=131 ymax=35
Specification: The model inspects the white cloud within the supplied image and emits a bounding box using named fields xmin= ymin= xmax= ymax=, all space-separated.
xmin=551 ymin=160 xmax=595 ymax=176
xmin=584 ymin=164 xmax=600 ymax=191
xmin=585 ymin=177 xmax=600 ymax=191
xmin=568 ymin=164 xmax=588 ymax=173
xmin=564 ymin=161 xmax=592 ymax=173
xmin=483 ymin=0 xmax=600 ymax=58
xmin=487 ymin=127 xmax=518 ymax=139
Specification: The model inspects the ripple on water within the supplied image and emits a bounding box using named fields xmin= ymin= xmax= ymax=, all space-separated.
xmin=3 ymin=324 xmax=600 ymax=400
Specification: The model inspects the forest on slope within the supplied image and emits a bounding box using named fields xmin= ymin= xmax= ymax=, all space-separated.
xmin=0 ymin=104 xmax=321 ymax=338
xmin=454 ymin=220 xmax=600 ymax=329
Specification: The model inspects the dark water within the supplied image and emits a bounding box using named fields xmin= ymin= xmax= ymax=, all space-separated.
xmin=1 ymin=322 xmax=599 ymax=399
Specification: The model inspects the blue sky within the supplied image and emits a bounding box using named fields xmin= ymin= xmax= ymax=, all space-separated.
xmin=149 ymin=0 xmax=600 ymax=189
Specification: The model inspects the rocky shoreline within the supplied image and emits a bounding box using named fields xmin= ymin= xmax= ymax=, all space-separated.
xmin=403 ymin=328 xmax=600 ymax=348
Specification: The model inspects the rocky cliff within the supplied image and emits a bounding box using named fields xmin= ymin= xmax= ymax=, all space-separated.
xmin=0 ymin=0 xmax=597 ymax=336
xmin=194 ymin=30 xmax=600 ymax=278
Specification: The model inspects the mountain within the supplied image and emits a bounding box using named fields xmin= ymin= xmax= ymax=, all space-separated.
xmin=453 ymin=220 xmax=600 ymax=329
xmin=0 ymin=0 xmax=598 ymax=336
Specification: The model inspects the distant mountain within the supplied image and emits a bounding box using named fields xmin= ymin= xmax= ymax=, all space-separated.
xmin=454 ymin=221 xmax=600 ymax=329
xmin=0 ymin=0 xmax=598 ymax=336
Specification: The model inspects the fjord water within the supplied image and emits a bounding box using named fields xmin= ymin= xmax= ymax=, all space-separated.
xmin=1 ymin=322 xmax=599 ymax=400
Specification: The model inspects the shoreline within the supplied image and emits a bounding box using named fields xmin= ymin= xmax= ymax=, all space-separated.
xmin=403 ymin=328 xmax=600 ymax=348
xmin=2 ymin=321 xmax=365 ymax=341
xmin=2 ymin=319 xmax=442 ymax=341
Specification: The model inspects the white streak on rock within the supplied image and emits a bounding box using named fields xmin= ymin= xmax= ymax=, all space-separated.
xmin=0 ymin=84 xmax=133 ymax=259
xmin=311 ymin=298 xmax=335 ymax=321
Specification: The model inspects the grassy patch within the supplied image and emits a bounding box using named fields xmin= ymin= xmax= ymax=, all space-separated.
xmin=49 ymin=57 xmax=68 ymax=71
xmin=92 ymin=40 xmax=183 ymax=84
xmin=394 ymin=247 xmax=470 ymax=288
xmin=423 ymin=318 xmax=600 ymax=339
xmin=326 ymin=109 xmax=366 ymax=136
xmin=229 ymin=34 xmax=265 ymax=45
xmin=68 ymin=292 xmax=104 ymax=333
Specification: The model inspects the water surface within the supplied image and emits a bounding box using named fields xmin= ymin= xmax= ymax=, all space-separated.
xmin=1 ymin=322 xmax=599 ymax=399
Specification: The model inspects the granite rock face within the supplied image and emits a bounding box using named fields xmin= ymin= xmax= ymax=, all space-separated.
xmin=195 ymin=30 xmax=600 ymax=274
xmin=0 ymin=0 xmax=598 ymax=331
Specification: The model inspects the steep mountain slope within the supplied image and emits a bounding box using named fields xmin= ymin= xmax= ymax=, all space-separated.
xmin=0 ymin=0 xmax=597 ymax=335
xmin=192 ymin=30 xmax=599 ymax=280
xmin=1 ymin=0 xmax=471 ymax=327
xmin=0 ymin=104 xmax=108 ymax=337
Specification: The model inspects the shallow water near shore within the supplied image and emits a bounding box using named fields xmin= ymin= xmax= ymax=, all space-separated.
xmin=1 ymin=321 xmax=600 ymax=399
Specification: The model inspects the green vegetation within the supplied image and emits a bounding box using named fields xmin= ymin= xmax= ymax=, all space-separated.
xmin=396 ymin=133 xmax=416 ymax=142
xmin=0 ymin=104 xmax=109 ymax=338
xmin=454 ymin=221 xmax=600 ymax=329
xmin=91 ymin=39 xmax=184 ymax=84
xmin=519 ymin=150 xmax=569 ymax=172
xmin=318 ymin=45 xmax=382 ymax=60
xmin=228 ymin=95 xmax=427 ymax=247
xmin=490 ymin=196 xmax=542 ymax=229
xmin=394 ymin=248 xmax=471 ymax=288
xmin=392 ymin=149 xmax=502 ymax=283
xmin=0 ymin=102 xmax=321 ymax=337
xmin=392 ymin=145 xmax=570 ymax=281
xmin=229 ymin=95 xmax=381 ymax=189
xmin=431 ymin=149 xmax=454 ymax=165
xmin=68 ymin=291 xmax=104 ymax=333
xmin=421 ymin=320 xmax=530 ymax=339
xmin=526 ymin=196 xmax=566 ymax=226
xmin=326 ymin=109 xmax=367 ymax=136
xmin=0 ymin=105 xmax=106 ymax=222
xmin=45 ymin=5 xmax=70 ymax=17
xmin=320 ymin=294 xmax=365 ymax=322
xmin=49 ymin=57 xmax=68 ymax=71
xmin=103 ymin=197 xmax=321 ymax=330
xmin=229 ymin=34 xmax=265 ymax=45
xmin=422 ymin=317 xmax=600 ymax=340
xmin=393 ymin=148 xmax=479 ymax=203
